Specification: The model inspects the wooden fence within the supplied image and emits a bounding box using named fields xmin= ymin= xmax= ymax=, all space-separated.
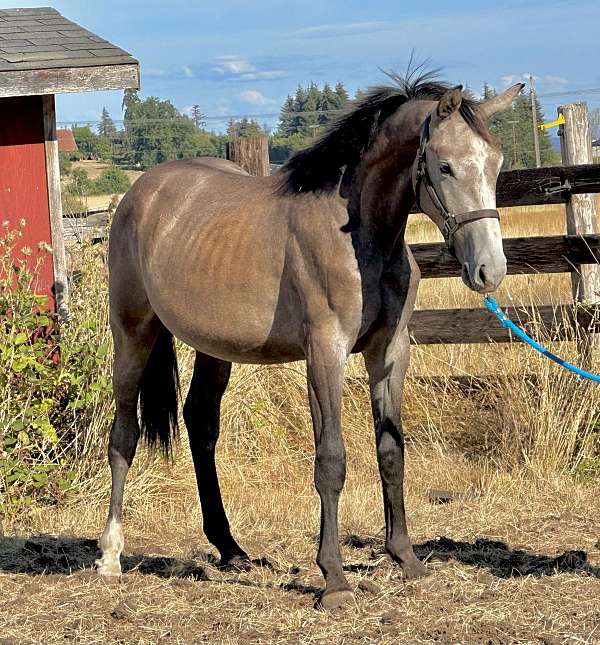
xmin=408 ymin=101 xmax=600 ymax=354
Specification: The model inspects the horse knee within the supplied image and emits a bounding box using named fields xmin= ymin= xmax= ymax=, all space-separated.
xmin=315 ymin=441 xmax=346 ymax=494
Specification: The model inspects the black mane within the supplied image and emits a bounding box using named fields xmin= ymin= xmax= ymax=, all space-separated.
xmin=277 ymin=69 xmax=492 ymax=195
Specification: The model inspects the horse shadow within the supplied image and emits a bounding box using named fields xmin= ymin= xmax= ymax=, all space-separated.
xmin=0 ymin=535 xmax=209 ymax=580
xmin=0 ymin=533 xmax=597 ymax=590
xmin=0 ymin=534 xmax=319 ymax=595
xmin=342 ymin=533 xmax=600 ymax=579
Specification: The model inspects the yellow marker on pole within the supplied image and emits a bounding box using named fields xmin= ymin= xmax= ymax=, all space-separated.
xmin=539 ymin=114 xmax=565 ymax=130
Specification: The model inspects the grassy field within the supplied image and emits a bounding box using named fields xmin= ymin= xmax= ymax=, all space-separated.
xmin=67 ymin=161 xmax=145 ymax=211
xmin=1 ymin=201 xmax=599 ymax=644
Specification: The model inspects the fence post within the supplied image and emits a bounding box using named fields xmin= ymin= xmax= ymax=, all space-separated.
xmin=226 ymin=135 xmax=270 ymax=177
xmin=558 ymin=101 xmax=600 ymax=362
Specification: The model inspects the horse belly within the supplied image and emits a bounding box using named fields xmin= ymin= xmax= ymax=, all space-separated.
xmin=142 ymin=223 xmax=305 ymax=364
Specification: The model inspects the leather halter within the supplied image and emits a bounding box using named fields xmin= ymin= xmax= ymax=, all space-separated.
xmin=414 ymin=114 xmax=500 ymax=253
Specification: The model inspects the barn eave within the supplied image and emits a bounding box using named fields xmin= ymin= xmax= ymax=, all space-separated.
xmin=0 ymin=61 xmax=139 ymax=97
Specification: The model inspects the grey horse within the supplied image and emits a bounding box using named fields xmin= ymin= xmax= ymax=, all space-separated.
xmin=96 ymin=71 xmax=522 ymax=609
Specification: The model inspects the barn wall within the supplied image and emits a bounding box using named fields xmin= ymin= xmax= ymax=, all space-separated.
xmin=0 ymin=95 xmax=55 ymax=309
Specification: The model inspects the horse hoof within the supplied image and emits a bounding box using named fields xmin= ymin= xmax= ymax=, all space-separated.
xmin=219 ymin=555 xmax=251 ymax=572
xmin=95 ymin=558 xmax=121 ymax=578
xmin=400 ymin=558 xmax=430 ymax=580
xmin=316 ymin=589 xmax=355 ymax=611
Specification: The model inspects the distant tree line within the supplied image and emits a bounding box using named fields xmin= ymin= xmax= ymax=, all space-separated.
xmin=67 ymin=80 xmax=561 ymax=176
xmin=270 ymin=81 xmax=350 ymax=162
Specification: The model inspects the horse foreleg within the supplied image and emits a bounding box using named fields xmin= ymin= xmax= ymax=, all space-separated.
xmin=363 ymin=326 xmax=428 ymax=579
xmin=183 ymin=352 xmax=248 ymax=568
xmin=306 ymin=325 xmax=353 ymax=609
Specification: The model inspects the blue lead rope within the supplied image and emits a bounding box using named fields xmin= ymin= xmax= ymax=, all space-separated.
xmin=483 ymin=296 xmax=600 ymax=383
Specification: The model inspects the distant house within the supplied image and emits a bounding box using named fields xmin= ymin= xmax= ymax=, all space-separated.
xmin=57 ymin=129 xmax=78 ymax=153
xmin=593 ymin=139 xmax=600 ymax=160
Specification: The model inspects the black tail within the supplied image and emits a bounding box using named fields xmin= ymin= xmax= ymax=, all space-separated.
xmin=139 ymin=324 xmax=180 ymax=455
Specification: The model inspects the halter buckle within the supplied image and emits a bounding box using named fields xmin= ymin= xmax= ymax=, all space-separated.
xmin=442 ymin=214 xmax=458 ymax=241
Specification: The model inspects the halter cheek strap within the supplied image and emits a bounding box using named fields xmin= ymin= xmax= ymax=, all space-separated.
xmin=414 ymin=114 xmax=500 ymax=252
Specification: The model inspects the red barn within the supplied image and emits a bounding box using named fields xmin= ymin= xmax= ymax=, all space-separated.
xmin=0 ymin=7 xmax=139 ymax=317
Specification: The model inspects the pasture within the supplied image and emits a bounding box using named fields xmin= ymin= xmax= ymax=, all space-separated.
xmin=1 ymin=201 xmax=599 ymax=644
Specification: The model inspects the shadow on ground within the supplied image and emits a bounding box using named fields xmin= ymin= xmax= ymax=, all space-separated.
xmin=0 ymin=535 xmax=208 ymax=580
xmin=343 ymin=533 xmax=600 ymax=579
xmin=1 ymin=534 xmax=598 ymax=586
xmin=0 ymin=535 xmax=318 ymax=595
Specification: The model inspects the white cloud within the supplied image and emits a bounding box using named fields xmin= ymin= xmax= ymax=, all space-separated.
xmin=291 ymin=21 xmax=390 ymax=38
xmin=182 ymin=65 xmax=194 ymax=78
xmin=501 ymin=73 xmax=569 ymax=88
xmin=238 ymin=70 xmax=287 ymax=81
xmin=239 ymin=90 xmax=273 ymax=106
xmin=213 ymin=55 xmax=255 ymax=75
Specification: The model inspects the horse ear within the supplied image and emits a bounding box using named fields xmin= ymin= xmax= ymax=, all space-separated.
xmin=437 ymin=85 xmax=463 ymax=119
xmin=479 ymin=82 xmax=525 ymax=120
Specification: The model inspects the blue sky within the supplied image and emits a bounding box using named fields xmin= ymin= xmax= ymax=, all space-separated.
xmin=2 ymin=0 xmax=600 ymax=132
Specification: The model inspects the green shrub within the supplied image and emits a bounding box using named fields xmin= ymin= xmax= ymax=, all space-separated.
xmin=58 ymin=152 xmax=73 ymax=177
xmin=91 ymin=165 xmax=130 ymax=195
xmin=70 ymin=168 xmax=93 ymax=195
xmin=0 ymin=223 xmax=113 ymax=516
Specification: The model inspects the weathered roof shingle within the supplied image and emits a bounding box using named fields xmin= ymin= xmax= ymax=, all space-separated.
xmin=0 ymin=7 xmax=136 ymax=71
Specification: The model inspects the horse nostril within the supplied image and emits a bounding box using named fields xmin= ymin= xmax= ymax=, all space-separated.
xmin=478 ymin=264 xmax=488 ymax=286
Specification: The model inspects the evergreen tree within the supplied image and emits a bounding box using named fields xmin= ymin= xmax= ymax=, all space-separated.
xmin=298 ymin=81 xmax=320 ymax=136
xmin=277 ymin=95 xmax=296 ymax=136
xmin=227 ymin=118 xmax=263 ymax=138
xmin=191 ymin=104 xmax=205 ymax=129
xmin=98 ymin=107 xmax=117 ymax=138
xmin=333 ymin=81 xmax=349 ymax=109
xmin=317 ymin=82 xmax=340 ymax=126
xmin=291 ymin=85 xmax=308 ymax=136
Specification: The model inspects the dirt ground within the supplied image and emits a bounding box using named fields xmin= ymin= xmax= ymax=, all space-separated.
xmin=1 ymin=444 xmax=599 ymax=645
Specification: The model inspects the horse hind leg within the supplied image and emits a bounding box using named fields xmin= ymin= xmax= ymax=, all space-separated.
xmin=183 ymin=352 xmax=248 ymax=567
xmin=95 ymin=311 xmax=166 ymax=577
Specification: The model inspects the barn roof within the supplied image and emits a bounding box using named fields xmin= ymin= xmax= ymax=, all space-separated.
xmin=57 ymin=128 xmax=78 ymax=152
xmin=0 ymin=7 xmax=139 ymax=98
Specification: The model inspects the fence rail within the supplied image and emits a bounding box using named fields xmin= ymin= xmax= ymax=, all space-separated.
xmin=412 ymin=234 xmax=600 ymax=278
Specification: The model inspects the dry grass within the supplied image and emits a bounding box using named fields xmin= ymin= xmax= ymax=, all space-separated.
xmin=1 ymin=203 xmax=600 ymax=643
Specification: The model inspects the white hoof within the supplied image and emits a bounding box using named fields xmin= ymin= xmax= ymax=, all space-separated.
xmin=95 ymin=558 xmax=122 ymax=577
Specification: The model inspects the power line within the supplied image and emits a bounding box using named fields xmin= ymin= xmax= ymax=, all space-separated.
xmin=57 ymin=86 xmax=600 ymax=128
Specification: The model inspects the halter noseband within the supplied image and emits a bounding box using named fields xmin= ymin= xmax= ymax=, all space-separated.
xmin=414 ymin=114 xmax=500 ymax=253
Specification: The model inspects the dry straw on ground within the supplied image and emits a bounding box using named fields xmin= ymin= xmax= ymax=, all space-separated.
xmin=1 ymin=202 xmax=599 ymax=644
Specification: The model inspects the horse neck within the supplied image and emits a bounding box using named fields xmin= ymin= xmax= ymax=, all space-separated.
xmin=353 ymin=102 xmax=431 ymax=259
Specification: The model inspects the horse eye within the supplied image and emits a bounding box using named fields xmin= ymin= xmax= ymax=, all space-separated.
xmin=439 ymin=162 xmax=453 ymax=176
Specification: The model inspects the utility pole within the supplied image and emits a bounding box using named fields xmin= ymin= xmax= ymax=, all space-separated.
xmin=530 ymin=75 xmax=541 ymax=167
xmin=507 ymin=119 xmax=518 ymax=168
